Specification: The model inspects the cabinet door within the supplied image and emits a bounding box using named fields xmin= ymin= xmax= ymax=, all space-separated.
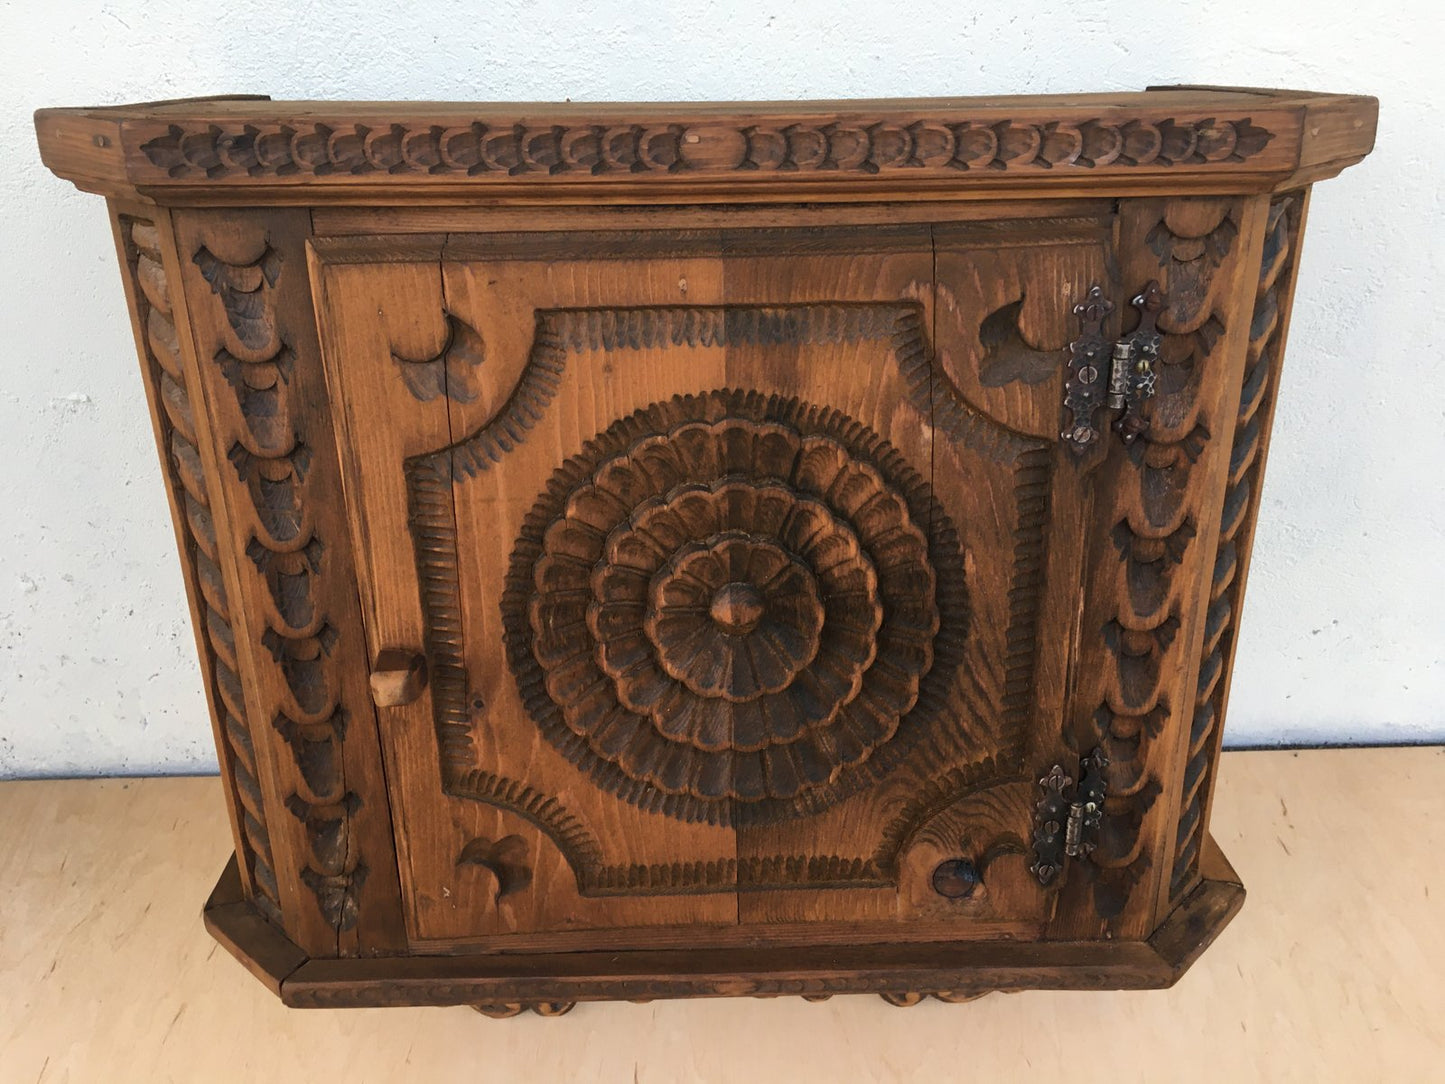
xmin=312 ymin=219 xmax=1109 ymax=949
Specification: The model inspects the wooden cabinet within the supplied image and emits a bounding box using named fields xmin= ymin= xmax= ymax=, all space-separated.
xmin=35 ymin=87 xmax=1376 ymax=1012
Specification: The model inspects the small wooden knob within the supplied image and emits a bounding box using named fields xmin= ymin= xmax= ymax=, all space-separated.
xmin=931 ymin=858 xmax=980 ymax=899
xmin=369 ymin=649 xmax=428 ymax=707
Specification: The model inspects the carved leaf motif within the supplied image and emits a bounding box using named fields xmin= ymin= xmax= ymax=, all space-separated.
xmin=193 ymin=244 xmax=283 ymax=353
xmin=458 ymin=834 xmax=533 ymax=902
xmin=272 ymin=708 xmax=348 ymax=802
xmin=1110 ymin=518 xmax=1197 ymax=616
xmin=392 ymin=313 xmax=486 ymax=403
xmin=300 ymin=863 xmax=368 ymax=932
xmin=977 ymin=297 xmax=1058 ymax=387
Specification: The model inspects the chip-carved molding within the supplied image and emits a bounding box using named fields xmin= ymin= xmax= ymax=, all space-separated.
xmin=136 ymin=114 xmax=1277 ymax=183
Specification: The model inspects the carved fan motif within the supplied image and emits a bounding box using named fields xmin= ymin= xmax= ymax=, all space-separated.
xmin=504 ymin=389 xmax=968 ymax=825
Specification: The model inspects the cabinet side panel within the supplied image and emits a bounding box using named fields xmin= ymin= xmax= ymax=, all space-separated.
xmin=170 ymin=208 xmax=406 ymax=956
xmin=1051 ymin=196 xmax=1267 ymax=941
xmin=1169 ymin=189 xmax=1313 ymax=903
xmin=106 ymin=203 xmax=281 ymax=922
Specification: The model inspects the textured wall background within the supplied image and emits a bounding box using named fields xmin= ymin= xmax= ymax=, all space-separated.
xmin=2 ymin=0 xmax=1441 ymax=777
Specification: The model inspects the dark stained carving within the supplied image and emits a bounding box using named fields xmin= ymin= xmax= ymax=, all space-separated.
xmin=1147 ymin=208 xmax=1239 ymax=271
xmin=448 ymin=765 xmax=891 ymax=894
xmin=505 ymin=389 xmax=964 ymax=826
xmin=193 ymin=239 xmax=366 ymax=933
xmin=1112 ymin=518 xmax=1196 ymax=614
xmin=138 ymin=114 xmax=1275 ymax=181
xmin=193 ymin=244 xmax=282 ymax=351
xmin=391 ymin=312 xmax=485 ymax=402
xmin=458 ymin=835 xmax=533 ymax=903
xmin=248 ymin=536 xmax=325 ymax=632
xmin=977 ymin=297 xmax=1057 ymax=387
xmin=215 ymin=346 xmax=296 ymax=453
xmin=230 ymin=442 xmax=311 ymax=542
xmin=1063 ymin=198 xmax=1245 ymax=928
xmin=1145 ymin=204 xmax=1241 ymax=323
xmin=300 ymin=864 xmax=369 ymax=933
xmin=272 ymin=708 xmax=347 ymax=802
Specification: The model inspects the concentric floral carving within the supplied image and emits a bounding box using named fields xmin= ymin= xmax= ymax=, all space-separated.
xmin=504 ymin=389 xmax=966 ymax=826
xmin=638 ymin=527 xmax=835 ymax=703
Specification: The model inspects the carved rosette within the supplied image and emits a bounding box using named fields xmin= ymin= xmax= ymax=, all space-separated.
xmin=505 ymin=390 xmax=965 ymax=825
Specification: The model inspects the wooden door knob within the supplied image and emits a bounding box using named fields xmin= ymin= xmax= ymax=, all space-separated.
xmin=369 ymin=649 xmax=428 ymax=707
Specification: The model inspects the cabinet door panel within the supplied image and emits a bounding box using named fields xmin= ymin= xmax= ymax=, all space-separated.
xmin=314 ymin=221 xmax=1107 ymax=947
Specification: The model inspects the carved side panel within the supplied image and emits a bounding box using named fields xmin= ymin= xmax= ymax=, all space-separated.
xmin=109 ymin=209 xmax=281 ymax=923
xmin=171 ymin=210 xmax=404 ymax=956
xmin=1052 ymin=197 xmax=1268 ymax=940
xmin=1170 ymin=191 xmax=1311 ymax=901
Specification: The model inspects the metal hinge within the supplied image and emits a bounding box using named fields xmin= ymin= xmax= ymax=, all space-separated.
xmin=1061 ymin=282 xmax=1166 ymax=454
xmin=1029 ymin=748 xmax=1109 ymax=886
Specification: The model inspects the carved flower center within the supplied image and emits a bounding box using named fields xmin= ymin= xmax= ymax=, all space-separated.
xmin=709 ymin=581 xmax=766 ymax=635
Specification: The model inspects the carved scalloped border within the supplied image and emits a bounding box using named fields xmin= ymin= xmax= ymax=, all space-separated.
xmin=136 ymin=115 xmax=1275 ymax=181
xmin=1062 ymin=198 xmax=1253 ymax=927
xmin=189 ymin=239 xmax=367 ymax=933
xmin=1169 ymin=194 xmax=1303 ymax=899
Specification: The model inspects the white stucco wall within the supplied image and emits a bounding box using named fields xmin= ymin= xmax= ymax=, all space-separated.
xmin=2 ymin=1 xmax=1441 ymax=777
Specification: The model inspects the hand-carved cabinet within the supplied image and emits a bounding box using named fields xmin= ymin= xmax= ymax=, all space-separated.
xmin=36 ymin=87 xmax=1375 ymax=1012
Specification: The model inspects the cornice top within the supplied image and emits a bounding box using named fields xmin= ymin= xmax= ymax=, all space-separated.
xmin=36 ymin=87 xmax=1377 ymax=202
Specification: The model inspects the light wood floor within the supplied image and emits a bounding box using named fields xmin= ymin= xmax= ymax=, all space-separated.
xmin=1 ymin=747 xmax=1441 ymax=1083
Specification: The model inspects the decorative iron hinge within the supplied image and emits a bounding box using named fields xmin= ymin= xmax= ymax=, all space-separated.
xmin=1061 ymin=282 xmax=1165 ymax=454
xmin=1029 ymin=748 xmax=1109 ymax=886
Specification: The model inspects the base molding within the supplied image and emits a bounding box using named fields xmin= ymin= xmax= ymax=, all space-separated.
xmin=203 ymin=838 xmax=1244 ymax=1010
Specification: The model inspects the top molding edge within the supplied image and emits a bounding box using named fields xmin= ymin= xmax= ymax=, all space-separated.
xmin=35 ymin=87 xmax=1377 ymax=201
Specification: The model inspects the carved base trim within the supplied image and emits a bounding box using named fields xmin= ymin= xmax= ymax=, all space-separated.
xmin=470 ymin=1001 xmax=576 ymax=1018
xmin=203 ymin=840 xmax=1244 ymax=1009
xmin=880 ymin=990 xmax=993 ymax=1006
